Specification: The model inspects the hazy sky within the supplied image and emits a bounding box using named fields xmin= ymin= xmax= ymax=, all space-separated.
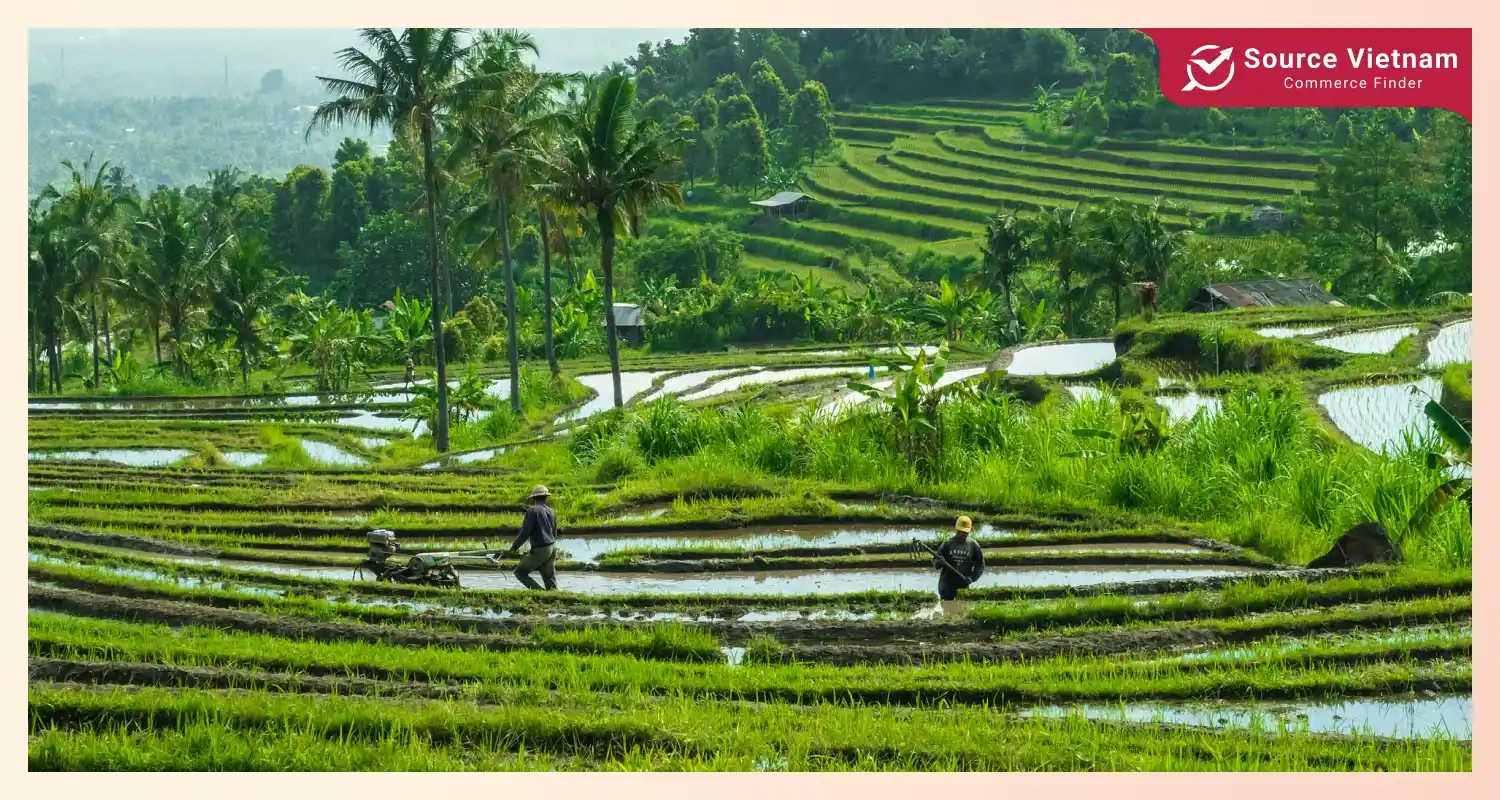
xmin=29 ymin=28 xmax=692 ymax=98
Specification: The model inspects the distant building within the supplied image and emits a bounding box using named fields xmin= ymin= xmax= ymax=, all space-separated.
xmin=751 ymin=191 xmax=812 ymax=220
xmin=603 ymin=303 xmax=645 ymax=345
xmin=1186 ymin=279 xmax=1343 ymax=313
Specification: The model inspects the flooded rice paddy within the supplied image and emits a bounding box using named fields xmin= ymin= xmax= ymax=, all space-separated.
xmin=1004 ymin=342 xmax=1116 ymax=376
xmin=295 ymin=440 xmax=367 ymax=467
xmin=28 ymin=448 xmax=194 ymax=467
xmin=1422 ymin=319 xmax=1472 ymax=368
xmin=1318 ymin=377 xmax=1442 ymax=453
xmin=557 ymin=371 xmax=670 ymax=423
xmin=1254 ymin=325 xmax=1335 ymax=339
xmin=1313 ymin=326 xmax=1419 ymax=355
xmin=636 ymin=368 xmax=753 ymax=404
xmin=1022 ymin=695 xmax=1471 ymax=740
xmin=682 ymin=366 xmax=882 ymax=401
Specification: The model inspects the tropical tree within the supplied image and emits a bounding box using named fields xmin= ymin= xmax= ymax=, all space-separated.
xmin=981 ymin=208 xmax=1030 ymax=334
xmin=379 ymin=289 xmax=433 ymax=367
xmin=309 ymin=27 xmax=476 ymax=452
xmin=132 ymin=188 xmax=231 ymax=378
xmin=540 ymin=75 xmax=687 ymax=408
xmin=1036 ymin=203 xmax=1094 ymax=336
xmin=449 ymin=29 xmax=568 ymax=414
xmin=29 ymin=197 xmax=73 ymax=392
xmin=210 ymin=234 xmax=292 ymax=386
xmin=1087 ymin=201 xmax=1137 ymax=323
xmin=55 ymin=156 xmax=132 ymax=386
xmin=1122 ymin=197 xmax=1188 ymax=298
xmin=286 ymin=294 xmax=376 ymax=393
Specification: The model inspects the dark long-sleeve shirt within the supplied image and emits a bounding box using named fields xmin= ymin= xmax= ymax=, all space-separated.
xmin=936 ymin=536 xmax=984 ymax=583
xmin=512 ymin=504 xmax=558 ymax=550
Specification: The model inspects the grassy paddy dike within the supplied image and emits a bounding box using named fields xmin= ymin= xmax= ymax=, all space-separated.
xmin=27 ymin=300 xmax=1472 ymax=770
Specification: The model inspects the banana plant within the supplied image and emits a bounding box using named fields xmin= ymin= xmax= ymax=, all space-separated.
xmin=1066 ymin=408 xmax=1169 ymax=459
xmin=1407 ymin=388 xmax=1472 ymax=533
xmin=846 ymin=341 xmax=951 ymax=472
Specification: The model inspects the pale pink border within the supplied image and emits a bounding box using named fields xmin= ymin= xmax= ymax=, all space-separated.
xmin=9 ymin=1 xmax=1491 ymax=791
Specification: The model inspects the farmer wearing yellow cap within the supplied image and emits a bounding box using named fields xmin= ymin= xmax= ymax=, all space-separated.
xmin=507 ymin=485 xmax=559 ymax=590
xmin=934 ymin=515 xmax=984 ymax=600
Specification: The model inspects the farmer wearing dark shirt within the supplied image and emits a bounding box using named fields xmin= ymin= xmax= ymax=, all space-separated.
xmin=935 ymin=516 xmax=984 ymax=600
xmin=508 ymin=485 xmax=559 ymax=590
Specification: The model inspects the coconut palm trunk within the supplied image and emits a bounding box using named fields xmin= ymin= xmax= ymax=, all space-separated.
xmin=101 ymin=297 xmax=113 ymax=368
xmin=539 ymin=203 xmax=558 ymax=376
xmin=89 ymin=298 xmax=100 ymax=386
xmin=498 ymin=189 xmax=522 ymax=414
xmin=419 ymin=118 xmax=452 ymax=452
xmin=598 ymin=206 xmax=623 ymax=408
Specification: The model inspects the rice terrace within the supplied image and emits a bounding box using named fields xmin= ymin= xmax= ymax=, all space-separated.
xmin=26 ymin=28 xmax=1472 ymax=771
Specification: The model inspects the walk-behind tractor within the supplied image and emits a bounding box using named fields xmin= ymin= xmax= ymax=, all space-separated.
xmin=356 ymin=530 xmax=504 ymax=590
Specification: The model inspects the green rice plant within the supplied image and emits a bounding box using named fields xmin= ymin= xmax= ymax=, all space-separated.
xmin=29 ymin=684 xmax=1471 ymax=771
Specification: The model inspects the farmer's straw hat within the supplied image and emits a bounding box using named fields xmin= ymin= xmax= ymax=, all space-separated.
xmin=528 ymin=485 xmax=551 ymax=500
xmin=955 ymin=516 xmax=973 ymax=533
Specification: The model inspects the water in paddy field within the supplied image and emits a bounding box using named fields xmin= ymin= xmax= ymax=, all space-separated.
xmin=1422 ymin=320 xmax=1472 ymax=369
xmin=1005 ymin=342 xmax=1117 ymax=376
xmin=358 ymin=437 xmax=390 ymax=449
xmin=296 ymin=439 xmax=368 ymax=467
xmin=636 ymin=368 xmax=757 ymax=404
xmin=1156 ymin=393 xmax=1222 ymax=424
xmin=552 ymin=523 xmax=1215 ymax=563
xmin=337 ymin=411 xmax=421 ymax=436
xmin=1066 ymin=385 xmax=1103 ymax=403
xmin=435 ymin=564 xmax=1261 ymax=595
xmin=1254 ymin=324 xmax=1335 ymax=339
xmin=1313 ymin=326 xmax=1419 ymax=355
xmin=220 ymin=451 xmax=268 ymax=467
xmin=27 ymin=448 xmax=193 ymax=467
xmin=682 ymin=365 xmax=883 ymax=402
xmin=1022 ymin=696 xmax=1471 ymax=741
xmin=419 ymin=448 xmax=505 ymax=470
xmin=26 ymin=392 xmax=409 ymax=412
xmin=557 ymin=371 xmax=670 ymax=424
xmin=1318 ymin=377 xmax=1442 ymax=454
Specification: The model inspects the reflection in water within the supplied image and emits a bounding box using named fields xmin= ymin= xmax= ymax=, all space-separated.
xmin=1422 ymin=320 xmax=1472 ymax=369
xmin=557 ymin=371 xmax=669 ymax=424
xmin=1318 ymin=378 xmax=1442 ymax=453
xmin=1254 ymin=325 xmax=1334 ymax=339
xmin=1313 ymin=326 xmax=1419 ymax=355
xmin=1023 ymin=696 xmax=1471 ymax=740
xmin=1005 ymin=342 xmax=1116 ymax=376
xmin=28 ymin=448 xmax=193 ymax=467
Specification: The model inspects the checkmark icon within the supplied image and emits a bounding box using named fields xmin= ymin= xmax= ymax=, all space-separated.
xmin=1190 ymin=47 xmax=1234 ymax=74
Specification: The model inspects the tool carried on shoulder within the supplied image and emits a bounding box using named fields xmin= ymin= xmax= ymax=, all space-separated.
xmin=910 ymin=538 xmax=971 ymax=584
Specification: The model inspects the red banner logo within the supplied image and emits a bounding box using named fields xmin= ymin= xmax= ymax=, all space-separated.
xmin=1141 ymin=29 xmax=1471 ymax=121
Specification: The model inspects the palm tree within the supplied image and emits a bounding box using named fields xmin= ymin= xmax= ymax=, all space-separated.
xmin=539 ymin=75 xmax=687 ymax=408
xmin=1036 ymin=203 xmax=1094 ymax=337
xmin=211 ymin=235 xmax=292 ymax=387
xmin=1086 ymin=201 xmax=1137 ymax=324
xmin=56 ymin=156 xmax=132 ymax=387
xmin=30 ymin=195 xmax=73 ymax=393
xmin=308 ymin=27 xmax=475 ymax=452
xmin=449 ymin=29 xmax=568 ymax=414
xmin=132 ymin=188 xmax=231 ymax=378
xmin=1123 ymin=197 xmax=1188 ymax=300
xmin=981 ymin=208 xmax=1030 ymax=334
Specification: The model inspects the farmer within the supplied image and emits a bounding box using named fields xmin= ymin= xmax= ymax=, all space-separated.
xmin=934 ymin=516 xmax=984 ymax=600
xmin=507 ymin=485 xmax=559 ymax=590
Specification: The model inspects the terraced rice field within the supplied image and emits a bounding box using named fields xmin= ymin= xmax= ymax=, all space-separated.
xmin=687 ymin=105 xmax=1323 ymax=287
xmin=27 ymin=310 xmax=1472 ymax=770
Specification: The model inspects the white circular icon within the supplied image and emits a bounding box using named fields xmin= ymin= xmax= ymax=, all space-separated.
xmin=1183 ymin=44 xmax=1236 ymax=92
